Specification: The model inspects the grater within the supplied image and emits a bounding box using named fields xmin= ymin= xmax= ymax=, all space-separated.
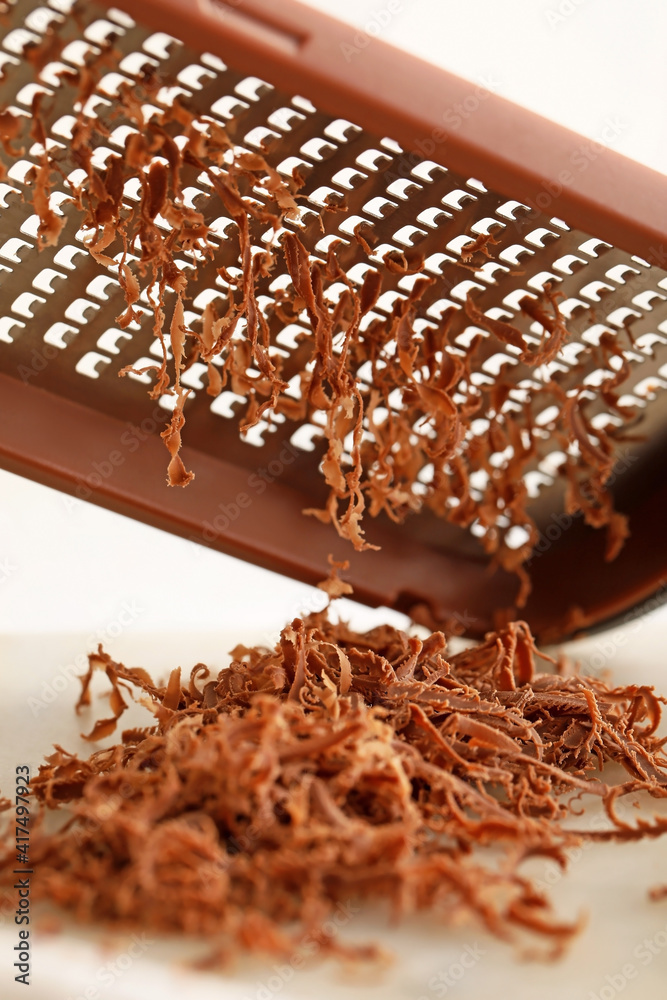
xmin=0 ymin=0 xmax=665 ymax=641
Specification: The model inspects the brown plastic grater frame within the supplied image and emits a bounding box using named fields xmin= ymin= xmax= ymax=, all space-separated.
xmin=0 ymin=0 xmax=665 ymax=641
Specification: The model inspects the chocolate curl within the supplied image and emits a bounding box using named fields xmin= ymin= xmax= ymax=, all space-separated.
xmin=359 ymin=268 xmax=382 ymax=315
xmin=0 ymin=108 xmax=25 ymax=157
xmin=464 ymin=292 xmax=526 ymax=353
xmin=460 ymin=231 xmax=499 ymax=263
xmin=206 ymin=362 xmax=223 ymax=397
xmin=161 ymin=388 xmax=195 ymax=487
xmin=283 ymin=231 xmax=319 ymax=325
xmin=316 ymin=556 xmax=353 ymax=601
xmin=117 ymin=262 xmax=142 ymax=329
xmin=76 ymin=647 xmax=130 ymax=741
xmin=563 ymin=396 xmax=613 ymax=474
xmin=519 ymin=285 xmax=570 ymax=367
xmin=170 ymin=294 xmax=187 ymax=385
xmin=162 ymin=667 xmax=182 ymax=711
xmin=396 ymin=309 xmax=418 ymax=379
xmin=32 ymin=161 xmax=66 ymax=249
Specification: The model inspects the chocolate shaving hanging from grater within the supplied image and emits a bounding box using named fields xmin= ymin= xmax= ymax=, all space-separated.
xmin=1 ymin=2 xmax=660 ymax=606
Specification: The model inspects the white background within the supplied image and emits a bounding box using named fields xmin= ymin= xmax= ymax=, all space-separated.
xmin=0 ymin=0 xmax=665 ymax=644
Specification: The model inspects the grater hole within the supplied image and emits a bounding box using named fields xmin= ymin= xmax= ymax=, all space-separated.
xmin=301 ymin=137 xmax=337 ymax=162
xmin=122 ymin=358 xmax=156 ymax=384
xmin=470 ymin=216 xmax=504 ymax=236
xmin=210 ymin=391 xmax=247 ymax=419
xmin=52 ymin=244 xmax=88 ymax=270
xmin=606 ymin=306 xmax=642 ymax=329
xmin=386 ymin=178 xmax=420 ymax=200
xmin=495 ymin=200 xmax=531 ymax=221
xmin=552 ymin=254 xmax=587 ymax=275
xmin=635 ymin=332 xmax=667 ymax=355
xmin=85 ymin=275 xmax=121 ymax=301
xmin=579 ymin=280 xmax=615 ymax=302
xmin=323 ymin=118 xmax=361 ymax=143
xmin=267 ymin=106 xmax=306 ymax=132
xmin=64 ymin=298 xmax=101 ymax=324
xmin=556 ymin=297 xmax=588 ymax=319
xmin=0 ymin=51 xmax=19 ymax=75
xmin=524 ymin=227 xmax=560 ymax=248
xmin=155 ymin=83 xmax=192 ymax=106
xmin=0 ymin=317 xmax=26 ymax=343
xmin=75 ymin=351 xmax=112 ymax=379
xmin=356 ymin=148 xmax=392 ymax=172
xmin=37 ymin=60 xmax=70 ymax=88
xmin=235 ymin=75 xmax=271 ymax=102
xmin=276 ymin=155 xmax=312 ymax=180
xmin=15 ymin=80 xmax=53 ymax=107
xmin=176 ymin=63 xmax=216 ymax=90
xmin=505 ymin=525 xmax=531 ymax=550
xmin=200 ymin=50 xmax=226 ymax=72
xmin=498 ymin=244 xmax=535 ymax=267
xmin=578 ymin=237 xmax=612 ymax=257
xmin=96 ymin=329 xmax=132 ymax=355
xmin=441 ymin=188 xmax=476 ymax=212
xmin=181 ymin=362 xmax=209 ymax=390
xmin=0 ymin=238 xmax=33 ymax=263
xmin=141 ymin=32 xmax=181 ymax=60
xmin=60 ymin=39 xmax=100 ymax=67
xmin=148 ymin=339 xmax=172 ymax=360
xmin=290 ymin=423 xmax=323 ymax=452
xmin=244 ymin=125 xmax=281 ymax=151
xmin=44 ymin=322 xmax=78 ymax=349
xmin=410 ymin=161 xmax=447 ymax=182
xmin=33 ymin=268 xmax=67 ymax=294
xmin=392 ymin=225 xmax=427 ymax=248
xmin=12 ymin=291 xmax=45 ymax=318
xmin=97 ymin=71 xmax=134 ymax=97
xmin=242 ymin=419 xmax=276 ymax=448
xmin=7 ymin=158 xmax=36 ymax=184
xmin=633 ymin=376 xmax=667 ymax=401
xmin=0 ymin=183 xmax=20 ymax=209
xmin=158 ymin=393 xmax=184 ymax=411
xmin=606 ymin=263 xmax=641 ymax=284
xmin=83 ymin=18 xmax=124 ymax=46
xmin=25 ymin=7 xmax=65 ymax=32
xmin=632 ymin=290 xmax=666 ymax=311
xmin=416 ymin=206 xmax=450 ymax=228
xmin=2 ymin=28 xmax=40 ymax=55
xmin=47 ymin=1 xmax=77 ymax=15
xmin=331 ymin=166 xmax=367 ymax=191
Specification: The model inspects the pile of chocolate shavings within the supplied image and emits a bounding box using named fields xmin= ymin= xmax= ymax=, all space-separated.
xmin=0 ymin=10 xmax=640 ymax=594
xmin=3 ymin=612 xmax=667 ymax=964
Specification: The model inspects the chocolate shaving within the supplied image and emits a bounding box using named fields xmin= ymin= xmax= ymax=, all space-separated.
xmin=0 ymin=12 xmax=642 ymax=588
xmin=3 ymin=612 xmax=667 ymax=963
xmin=316 ymin=555 xmax=354 ymax=600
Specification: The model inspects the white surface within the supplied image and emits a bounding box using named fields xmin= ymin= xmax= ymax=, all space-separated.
xmin=0 ymin=467 xmax=408 ymax=637
xmin=0 ymin=614 xmax=666 ymax=1000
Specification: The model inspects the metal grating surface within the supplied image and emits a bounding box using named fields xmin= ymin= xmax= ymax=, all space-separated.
xmin=0 ymin=0 xmax=666 ymax=602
